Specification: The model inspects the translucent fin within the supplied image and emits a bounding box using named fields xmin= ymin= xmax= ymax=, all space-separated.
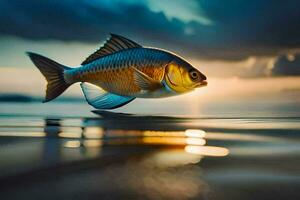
xmin=81 ymin=34 xmax=142 ymax=65
xmin=132 ymin=67 xmax=163 ymax=91
xmin=80 ymin=83 xmax=135 ymax=109
xmin=27 ymin=52 xmax=72 ymax=102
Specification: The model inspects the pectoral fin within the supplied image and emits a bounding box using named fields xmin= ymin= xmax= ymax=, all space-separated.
xmin=80 ymin=83 xmax=135 ymax=109
xmin=132 ymin=67 xmax=163 ymax=91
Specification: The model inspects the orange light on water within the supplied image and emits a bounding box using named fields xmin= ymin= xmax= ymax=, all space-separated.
xmin=185 ymin=138 xmax=206 ymax=145
xmin=0 ymin=132 xmax=46 ymax=137
xmin=83 ymin=127 xmax=104 ymax=138
xmin=64 ymin=140 xmax=81 ymax=148
xmin=59 ymin=132 xmax=81 ymax=138
xmin=142 ymin=137 xmax=206 ymax=146
xmin=143 ymin=130 xmax=184 ymax=137
xmin=83 ymin=140 xmax=103 ymax=147
xmin=185 ymin=129 xmax=206 ymax=138
xmin=59 ymin=127 xmax=82 ymax=138
xmin=142 ymin=137 xmax=186 ymax=145
xmin=185 ymin=145 xmax=229 ymax=157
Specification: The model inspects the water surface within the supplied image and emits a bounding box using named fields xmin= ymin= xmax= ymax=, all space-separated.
xmin=0 ymin=102 xmax=299 ymax=200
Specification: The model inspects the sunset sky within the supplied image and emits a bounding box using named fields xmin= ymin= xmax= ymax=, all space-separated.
xmin=0 ymin=0 xmax=299 ymax=104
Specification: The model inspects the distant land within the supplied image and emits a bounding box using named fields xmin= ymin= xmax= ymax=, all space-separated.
xmin=0 ymin=93 xmax=84 ymax=103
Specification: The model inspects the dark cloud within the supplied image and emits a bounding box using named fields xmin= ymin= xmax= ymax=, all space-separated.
xmin=0 ymin=0 xmax=300 ymax=62
xmin=200 ymin=0 xmax=300 ymax=47
xmin=272 ymin=54 xmax=300 ymax=76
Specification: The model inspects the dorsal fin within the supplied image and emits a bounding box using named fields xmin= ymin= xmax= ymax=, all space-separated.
xmin=81 ymin=34 xmax=142 ymax=65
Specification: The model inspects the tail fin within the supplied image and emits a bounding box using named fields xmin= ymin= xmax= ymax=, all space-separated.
xmin=27 ymin=52 xmax=72 ymax=102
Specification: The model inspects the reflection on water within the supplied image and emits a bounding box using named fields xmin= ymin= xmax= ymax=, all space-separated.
xmin=0 ymin=112 xmax=299 ymax=200
xmin=0 ymin=131 xmax=46 ymax=137
xmin=185 ymin=145 xmax=229 ymax=156
xmin=63 ymin=140 xmax=81 ymax=148
xmin=0 ymin=114 xmax=238 ymax=161
xmin=22 ymin=114 xmax=231 ymax=162
xmin=45 ymin=117 xmax=230 ymax=160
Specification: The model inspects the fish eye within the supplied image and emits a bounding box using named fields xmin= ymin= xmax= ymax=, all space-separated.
xmin=189 ymin=70 xmax=199 ymax=81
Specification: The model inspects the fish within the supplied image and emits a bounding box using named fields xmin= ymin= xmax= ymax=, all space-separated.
xmin=27 ymin=34 xmax=207 ymax=109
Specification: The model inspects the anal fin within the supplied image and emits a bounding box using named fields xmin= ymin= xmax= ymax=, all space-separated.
xmin=80 ymin=83 xmax=135 ymax=109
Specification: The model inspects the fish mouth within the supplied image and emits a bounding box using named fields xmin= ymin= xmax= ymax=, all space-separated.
xmin=195 ymin=80 xmax=208 ymax=88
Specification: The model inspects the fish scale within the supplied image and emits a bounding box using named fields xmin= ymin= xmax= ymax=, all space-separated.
xmin=67 ymin=47 xmax=171 ymax=95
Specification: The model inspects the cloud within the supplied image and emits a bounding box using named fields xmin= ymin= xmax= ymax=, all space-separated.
xmin=146 ymin=0 xmax=213 ymax=25
xmin=238 ymin=57 xmax=275 ymax=78
xmin=0 ymin=0 xmax=300 ymax=62
xmin=0 ymin=0 xmax=192 ymax=42
xmin=232 ymin=54 xmax=300 ymax=78
xmin=272 ymin=54 xmax=300 ymax=76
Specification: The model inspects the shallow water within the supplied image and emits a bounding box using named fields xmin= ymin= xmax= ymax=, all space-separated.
xmin=0 ymin=102 xmax=299 ymax=200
